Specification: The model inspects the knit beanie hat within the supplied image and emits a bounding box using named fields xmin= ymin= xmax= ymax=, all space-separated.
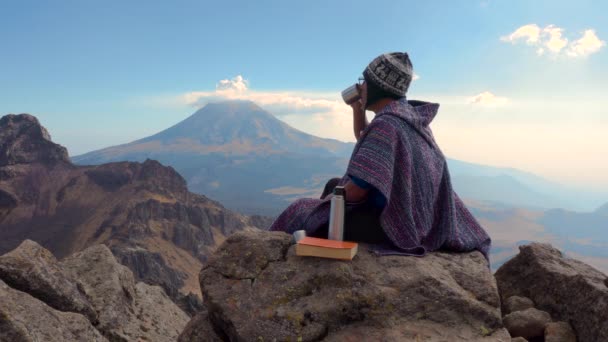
xmin=363 ymin=52 xmax=414 ymax=98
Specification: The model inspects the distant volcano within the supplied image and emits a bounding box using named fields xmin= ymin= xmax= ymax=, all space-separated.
xmin=74 ymin=101 xmax=355 ymax=215
xmin=76 ymin=100 xmax=354 ymax=160
xmin=145 ymin=100 xmax=353 ymax=156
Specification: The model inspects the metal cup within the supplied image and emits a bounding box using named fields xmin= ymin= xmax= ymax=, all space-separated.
xmin=341 ymin=84 xmax=361 ymax=104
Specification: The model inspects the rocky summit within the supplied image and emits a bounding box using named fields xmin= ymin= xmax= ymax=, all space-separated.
xmin=178 ymin=232 xmax=608 ymax=341
xmin=179 ymin=230 xmax=511 ymax=341
xmin=0 ymin=114 xmax=268 ymax=311
xmin=0 ymin=240 xmax=189 ymax=342
xmin=0 ymin=114 xmax=70 ymax=167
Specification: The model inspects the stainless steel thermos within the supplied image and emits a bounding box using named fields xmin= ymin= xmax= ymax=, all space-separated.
xmin=328 ymin=186 xmax=346 ymax=241
xmin=341 ymin=84 xmax=361 ymax=105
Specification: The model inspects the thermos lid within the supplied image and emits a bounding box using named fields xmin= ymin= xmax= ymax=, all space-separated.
xmin=292 ymin=230 xmax=306 ymax=243
xmin=333 ymin=186 xmax=345 ymax=197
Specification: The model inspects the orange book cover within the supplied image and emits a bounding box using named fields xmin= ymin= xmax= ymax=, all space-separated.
xmin=297 ymin=236 xmax=357 ymax=249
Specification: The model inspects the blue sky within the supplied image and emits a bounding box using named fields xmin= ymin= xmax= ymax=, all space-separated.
xmin=1 ymin=0 xmax=607 ymax=190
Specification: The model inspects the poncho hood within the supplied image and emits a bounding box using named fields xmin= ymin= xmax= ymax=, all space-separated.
xmin=382 ymin=99 xmax=439 ymax=126
xmin=376 ymin=98 xmax=440 ymax=150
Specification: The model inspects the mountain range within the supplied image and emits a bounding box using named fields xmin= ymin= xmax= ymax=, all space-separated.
xmin=74 ymin=100 xmax=607 ymax=215
xmin=469 ymin=197 xmax=608 ymax=273
xmin=447 ymin=159 xmax=607 ymax=211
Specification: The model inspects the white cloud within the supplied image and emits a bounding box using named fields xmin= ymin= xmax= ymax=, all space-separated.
xmin=216 ymin=75 xmax=249 ymax=92
xmin=501 ymin=24 xmax=605 ymax=58
xmin=501 ymin=24 xmax=541 ymax=45
xmin=542 ymin=25 xmax=568 ymax=53
xmin=567 ymin=29 xmax=606 ymax=57
xmin=184 ymin=77 xmax=343 ymax=116
xmin=467 ymin=91 xmax=509 ymax=106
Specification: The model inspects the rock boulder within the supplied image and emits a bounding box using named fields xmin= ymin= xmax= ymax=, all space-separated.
xmin=495 ymin=243 xmax=608 ymax=342
xmin=503 ymin=296 xmax=535 ymax=315
xmin=502 ymin=307 xmax=551 ymax=340
xmin=185 ymin=230 xmax=510 ymax=341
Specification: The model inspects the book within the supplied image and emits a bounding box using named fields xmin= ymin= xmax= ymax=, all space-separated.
xmin=295 ymin=236 xmax=358 ymax=260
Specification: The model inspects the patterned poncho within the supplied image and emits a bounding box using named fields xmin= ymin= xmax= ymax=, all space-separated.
xmin=269 ymin=98 xmax=491 ymax=260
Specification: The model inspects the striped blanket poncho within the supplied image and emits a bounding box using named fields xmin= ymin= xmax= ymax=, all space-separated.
xmin=269 ymin=98 xmax=491 ymax=260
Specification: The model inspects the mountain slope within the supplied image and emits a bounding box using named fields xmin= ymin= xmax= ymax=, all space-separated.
xmin=0 ymin=114 xmax=267 ymax=308
xmin=76 ymin=100 xmax=355 ymax=161
xmin=595 ymin=202 xmax=608 ymax=215
xmin=450 ymin=173 xmax=564 ymax=210
xmin=448 ymin=159 xmax=606 ymax=211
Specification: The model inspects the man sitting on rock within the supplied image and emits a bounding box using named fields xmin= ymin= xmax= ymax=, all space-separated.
xmin=270 ymin=52 xmax=491 ymax=259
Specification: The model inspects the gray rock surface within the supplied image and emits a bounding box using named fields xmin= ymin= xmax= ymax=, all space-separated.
xmin=503 ymin=296 xmax=535 ymax=315
xmin=545 ymin=321 xmax=577 ymax=342
xmin=502 ymin=307 xmax=551 ymax=339
xmin=495 ymin=243 xmax=608 ymax=342
xmin=61 ymin=244 xmax=189 ymax=342
xmin=0 ymin=279 xmax=107 ymax=342
xmin=186 ymin=230 xmax=510 ymax=341
xmin=0 ymin=239 xmax=97 ymax=323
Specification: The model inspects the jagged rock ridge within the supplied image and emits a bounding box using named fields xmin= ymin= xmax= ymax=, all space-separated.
xmin=0 ymin=113 xmax=267 ymax=309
